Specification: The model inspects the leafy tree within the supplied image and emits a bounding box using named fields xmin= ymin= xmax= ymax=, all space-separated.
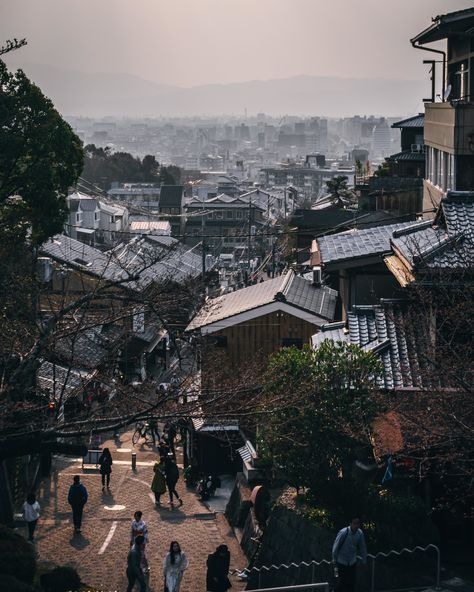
xmin=258 ymin=342 xmax=383 ymax=493
xmin=82 ymin=145 xmax=182 ymax=189
xmin=325 ymin=175 xmax=354 ymax=206
xmin=0 ymin=60 xmax=83 ymax=244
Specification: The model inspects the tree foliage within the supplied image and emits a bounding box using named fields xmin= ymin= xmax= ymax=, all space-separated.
xmin=82 ymin=145 xmax=181 ymax=190
xmin=258 ymin=342 xmax=383 ymax=492
xmin=325 ymin=175 xmax=354 ymax=206
xmin=0 ymin=60 xmax=83 ymax=244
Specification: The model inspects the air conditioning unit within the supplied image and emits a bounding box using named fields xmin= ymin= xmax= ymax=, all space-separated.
xmin=312 ymin=266 xmax=322 ymax=287
xmin=411 ymin=144 xmax=424 ymax=153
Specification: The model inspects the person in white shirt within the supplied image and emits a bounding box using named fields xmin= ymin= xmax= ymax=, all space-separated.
xmin=22 ymin=492 xmax=40 ymax=542
xmin=163 ymin=541 xmax=189 ymax=592
xmin=332 ymin=517 xmax=367 ymax=592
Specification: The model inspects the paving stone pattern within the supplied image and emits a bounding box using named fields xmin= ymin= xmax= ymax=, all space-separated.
xmin=29 ymin=432 xmax=247 ymax=592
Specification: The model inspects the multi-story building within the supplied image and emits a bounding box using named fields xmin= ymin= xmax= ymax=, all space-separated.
xmin=411 ymin=8 xmax=474 ymax=215
xmin=158 ymin=185 xmax=185 ymax=237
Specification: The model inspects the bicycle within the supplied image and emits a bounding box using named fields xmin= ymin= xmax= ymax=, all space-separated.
xmin=132 ymin=422 xmax=155 ymax=446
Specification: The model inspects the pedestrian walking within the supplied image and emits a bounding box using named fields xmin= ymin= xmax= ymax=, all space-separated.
xmin=151 ymin=461 xmax=166 ymax=505
xmin=127 ymin=535 xmax=146 ymax=592
xmin=98 ymin=447 xmax=113 ymax=491
xmin=163 ymin=541 xmax=188 ymax=592
xmin=22 ymin=492 xmax=40 ymax=543
xmin=130 ymin=511 xmax=149 ymax=547
xmin=206 ymin=544 xmax=231 ymax=592
xmin=164 ymin=422 xmax=177 ymax=458
xmin=164 ymin=456 xmax=183 ymax=507
xmin=148 ymin=417 xmax=161 ymax=446
xmin=332 ymin=517 xmax=367 ymax=592
xmin=67 ymin=475 xmax=88 ymax=533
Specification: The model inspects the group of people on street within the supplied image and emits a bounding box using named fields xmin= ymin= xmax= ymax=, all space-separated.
xmin=151 ymin=454 xmax=183 ymax=507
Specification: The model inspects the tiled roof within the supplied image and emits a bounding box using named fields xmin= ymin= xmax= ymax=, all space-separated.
xmin=390 ymin=193 xmax=474 ymax=271
xmin=186 ymin=270 xmax=337 ymax=331
xmin=41 ymin=234 xmax=202 ymax=291
xmin=317 ymin=222 xmax=417 ymax=266
xmin=312 ymin=301 xmax=433 ymax=390
xmin=391 ymin=114 xmax=424 ymax=129
xmin=54 ymin=324 xmax=123 ymax=369
xmin=37 ymin=361 xmax=94 ymax=401
xmin=386 ymin=150 xmax=425 ymax=162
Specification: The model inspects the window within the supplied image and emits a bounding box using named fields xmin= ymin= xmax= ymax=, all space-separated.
xmin=448 ymin=154 xmax=455 ymax=190
xmin=226 ymin=210 xmax=233 ymax=219
xmin=76 ymin=213 xmax=81 ymax=222
xmin=235 ymin=210 xmax=243 ymax=219
xmin=94 ymin=212 xmax=99 ymax=221
xmin=282 ymin=338 xmax=303 ymax=349
xmin=215 ymin=211 xmax=223 ymax=219
xmin=213 ymin=335 xmax=228 ymax=348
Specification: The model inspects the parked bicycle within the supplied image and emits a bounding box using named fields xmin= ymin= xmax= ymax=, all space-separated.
xmin=132 ymin=421 xmax=155 ymax=446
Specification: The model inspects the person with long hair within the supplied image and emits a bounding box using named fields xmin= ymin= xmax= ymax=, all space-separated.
xmin=163 ymin=541 xmax=188 ymax=592
xmin=98 ymin=447 xmax=113 ymax=491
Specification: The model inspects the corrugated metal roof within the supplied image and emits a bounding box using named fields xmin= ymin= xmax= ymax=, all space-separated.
xmin=186 ymin=271 xmax=337 ymax=331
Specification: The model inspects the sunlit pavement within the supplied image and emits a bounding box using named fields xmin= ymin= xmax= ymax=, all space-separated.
xmin=28 ymin=431 xmax=247 ymax=592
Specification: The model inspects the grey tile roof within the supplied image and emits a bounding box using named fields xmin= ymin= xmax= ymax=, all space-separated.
xmin=391 ymin=114 xmax=424 ymax=129
xmin=41 ymin=234 xmax=202 ymax=291
xmin=386 ymin=150 xmax=425 ymax=162
xmin=186 ymin=270 xmax=337 ymax=331
xmin=37 ymin=361 xmax=94 ymax=401
xmin=312 ymin=302 xmax=433 ymax=390
xmin=54 ymin=324 xmax=123 ymax=369
xmin=390 ymin=193 xmax=474 ymax=271
xmin=317 ymin=221 xmax=418 ymax=266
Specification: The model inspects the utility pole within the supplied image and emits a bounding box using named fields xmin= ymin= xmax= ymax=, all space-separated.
xmin=284 ymin=187 xmax=287 ymax=220
xmin=247 ymin=195 xmax=252 ymax=275
xmin=201 ymin=198 xmax=206 ymax=281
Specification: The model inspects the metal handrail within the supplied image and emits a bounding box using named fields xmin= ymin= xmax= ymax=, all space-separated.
xmin=249 ymin=584 xmax=329 ymax=592
xmin=367 ymin=543 xmax=441 ymax=592
xmin=240 ymin=543 xmax=440 ymax=591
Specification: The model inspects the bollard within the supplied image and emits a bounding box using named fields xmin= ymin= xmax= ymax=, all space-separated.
xmin=131 ymin=452 xmax=137 ymax=470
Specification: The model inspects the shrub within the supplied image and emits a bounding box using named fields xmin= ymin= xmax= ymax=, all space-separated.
xmin=0 ymin=525 xmax=36 ymax=584
xmin=40 ymin=566 xmax=82 ymax=592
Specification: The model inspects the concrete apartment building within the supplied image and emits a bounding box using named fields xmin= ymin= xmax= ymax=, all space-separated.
xmin=411 ymin=8 xmax=474 ymax=215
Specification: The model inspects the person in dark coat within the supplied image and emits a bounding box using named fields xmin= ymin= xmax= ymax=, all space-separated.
xmin=126 ymin=535 xmax=146 ymax=592
xmin=206 ymin=544 xmax=231 ymax=592
xmin=67 ymin=475 xmax=88 ymax=533
xmin=98 ymin=447 xmax=113 ymax=491
xmin=164 ymin=456 xmax=182 ymax=507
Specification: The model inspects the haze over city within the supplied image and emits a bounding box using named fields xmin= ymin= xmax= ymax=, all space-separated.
xmin=2 ymin=0 xmax=473 ymax=116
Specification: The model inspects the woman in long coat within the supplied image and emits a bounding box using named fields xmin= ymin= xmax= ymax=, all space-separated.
xmin=98 ymin=448 xmax=113 ymax=491
xmin=151 ymin=460 xmax=166 ymax=505
xmin=206 ymin=545 xmax=231 ymax=592
xmin=163 ymin=541 xmax=188 ymax=592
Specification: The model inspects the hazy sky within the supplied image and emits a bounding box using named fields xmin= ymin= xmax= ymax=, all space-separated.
xmin=1 ymin=0 xmax=472 ymax=87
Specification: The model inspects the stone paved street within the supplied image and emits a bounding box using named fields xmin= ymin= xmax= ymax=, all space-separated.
xmin=27 ymin=431 xmax=247 ymax=592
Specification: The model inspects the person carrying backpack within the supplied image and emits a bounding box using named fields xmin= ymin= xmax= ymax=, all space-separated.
xmin=332 ymin=517 xmax=367 ymax=592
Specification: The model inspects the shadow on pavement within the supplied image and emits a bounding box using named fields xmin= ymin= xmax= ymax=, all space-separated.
xmin=69 ymin=533 xmax=90 ymax=549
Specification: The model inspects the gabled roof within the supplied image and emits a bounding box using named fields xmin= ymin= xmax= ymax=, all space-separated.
xmin=411 ymin=8 xmax=474 ymax=45
xmin=40 ymin=233 xmax=202 ymax=291
xmin=312 ymin=301 xmax=433 ymax=390
xmin=37 ymin=361 xmax=94 ymax=401
xmin=316 ymin=221 xmax=418 ymax=267
xmin=100 ymin=202 xmax=127 ymax=216
xmin=186 ymin=270 xmax=337 ymax=332
xmin=388 ymin=192 xmax=474 ymax=276
xmin=391 ymin=114 xmax=424 ymax=129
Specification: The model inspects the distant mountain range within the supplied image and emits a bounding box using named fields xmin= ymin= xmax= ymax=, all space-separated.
xmin=5 ymin=61 xmax=428 ymax=118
